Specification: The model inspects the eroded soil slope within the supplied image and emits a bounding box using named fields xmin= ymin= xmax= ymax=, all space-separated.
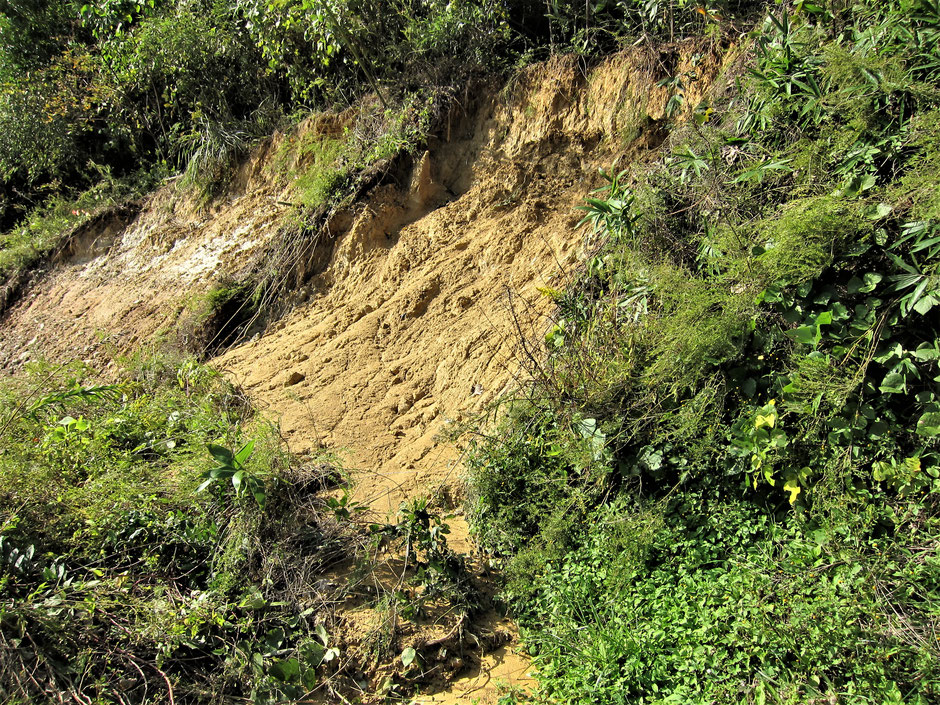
xmin=0 ymin=44 xmax=731 ymax=702
xmin=218 ymin=48 xmax=729 ymax=514
xmin=0 ymin=47 xmax=729 ymax=510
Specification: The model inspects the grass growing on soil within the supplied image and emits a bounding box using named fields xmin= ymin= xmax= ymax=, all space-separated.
xmin=0 ymin=168 xmax=163 ymax=302
xmin=0 ymin=353 xmax=349 ymax=702
xmin=0 ymin=353 xmax=477 ymax=703
xmin=466 ymin=3 xmax=940 ymax=703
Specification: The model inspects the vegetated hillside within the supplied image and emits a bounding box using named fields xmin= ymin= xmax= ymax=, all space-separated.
xmin=1 ymin=45 xmax=726 ymax=510
xmin=464 ymin=2 xmax=940 ymax=703
xmin=0 ymin=19 xmax=737 ymax=705
xmin=3 ymin=1 xmax=940 ymax=704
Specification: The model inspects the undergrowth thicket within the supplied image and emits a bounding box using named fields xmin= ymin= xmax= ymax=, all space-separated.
xmin=467 ymin=2 xmax=940 ymax=703
xmin=0 ymin=354 xmax=354 ymax=702
xmin=0 ymin=354 xmax=474 ymax=703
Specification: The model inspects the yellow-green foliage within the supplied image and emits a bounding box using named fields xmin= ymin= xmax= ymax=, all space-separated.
xmin=751 ymin=195 xmax=864 ymax=286
xmin=294 ymin=140 xmax=347 ymax=209
xmin=274 ymin=128 xmax=349 ymax=210
xmin=0 ymin=201 xmax=78 ymax=280
xmin=645 ymin=266 xmax=755 ymax=394
xmin=272 ymin=94 xmax=435 ymax=215
xmin=894 ymin=108 xmax=940 ymax=221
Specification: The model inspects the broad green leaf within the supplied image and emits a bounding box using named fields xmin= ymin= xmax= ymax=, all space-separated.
xmin=642 ymin=448 xmax=664 ymax=471
xmin=903 ymin=457 xmax=922 ymax=475
xmin=769 ymin=429 xmax=788 ymax=448
xmin=269 ymin=658 xmax=301 ymax=681
xmin=867 ymin=203 xmax=893 ymax=220
xmin=578 ymin=418 xmax=597 ymax=436
xmin=860 ymin=273 xmax=882 ymax=293
xmin=913 ymin=293 xmax=939 ymax=315
xmin=873 ymin=343 xmax=902 ymax=364
xmin=873 ymin=462 xmax=890 ymax=482
xmin=315 ymin=623 xmax=329 ymax=645
xmin=546 ymin=325 xmax=565 ymax=348
xmin=302 ymin=668 xmax=318 ymax=690
xmin=756 ymin=683 xmax=768 ymax=705
xmin=754 ymin=414 xmax=775 ymax=429
xmin=208 ymin=444 xmax=234 ymax=465
xmin=869 ymin=420 xmax=889 ymax=439
xmin=879 ymin=372 xmax=905 ymax=394
xmin=234 ymin=440 xmax=255 ymax=466
xmin=302 ymin=640 xmax=326 ymax=665
xmin=916 ymin=411 xmax=940 ymax=436
xmin=401 ymin=647 xmax=418 ymax=666
xmin=791 ymin=324 xmax=818 ymax=345
xmin=240 ymin=591 xmax=267 ymax=610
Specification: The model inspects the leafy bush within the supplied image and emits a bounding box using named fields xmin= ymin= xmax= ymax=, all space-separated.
xmin=0 ymin=354 xmax=361 ymax=702
xmin=524 ymin=488 xmax=940 ymax=704
xmin=465 ymin=2 xmax=940 ymax=702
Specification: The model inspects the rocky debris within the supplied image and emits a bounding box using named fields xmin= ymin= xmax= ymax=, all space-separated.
xmin=284 ymin=370 xmax=306 ymax=386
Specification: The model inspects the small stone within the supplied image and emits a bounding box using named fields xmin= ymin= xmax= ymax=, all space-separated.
xmin=284 ymin=371 xmax=305 ymax=387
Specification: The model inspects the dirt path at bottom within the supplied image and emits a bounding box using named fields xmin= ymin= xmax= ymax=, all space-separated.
xmin=413 ymin=633 xmax=535 ymax=704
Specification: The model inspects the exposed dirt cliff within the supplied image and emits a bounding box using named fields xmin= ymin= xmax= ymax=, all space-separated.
xmin=0 ymin=42 xmax=734 ymax=702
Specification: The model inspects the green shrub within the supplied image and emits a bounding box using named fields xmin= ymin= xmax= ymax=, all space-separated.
xmin=465 ymin=4 xmax=940 ymax=703
xmin=523 ymin=489 xmax=940 ymax=704
xmin=0 ymin=353 xmax=358 ymax=702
